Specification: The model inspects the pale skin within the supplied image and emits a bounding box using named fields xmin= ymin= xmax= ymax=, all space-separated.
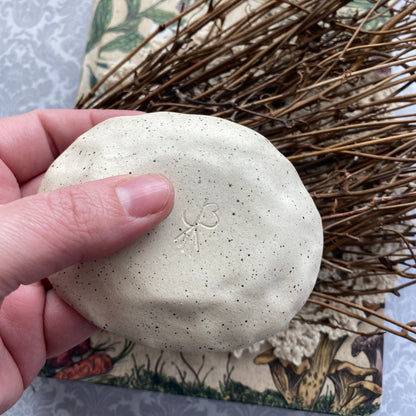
xmin=0 ymin=109 xmax=175 ymax=413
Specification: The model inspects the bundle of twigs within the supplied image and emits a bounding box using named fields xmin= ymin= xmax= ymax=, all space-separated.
xmin=77 ymin=0 xmax=416 ymax=343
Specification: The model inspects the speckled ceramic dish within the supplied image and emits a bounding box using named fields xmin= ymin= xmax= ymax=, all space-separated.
xmin=40 ymin=112 xmax=323 ymax=352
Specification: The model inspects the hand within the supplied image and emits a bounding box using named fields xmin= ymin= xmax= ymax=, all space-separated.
xmin=0 ymin=109 xmax=174 ymax=412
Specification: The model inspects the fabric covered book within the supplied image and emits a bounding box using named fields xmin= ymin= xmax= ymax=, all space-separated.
xmin=41 ymin=1 xmax=395 ymax=414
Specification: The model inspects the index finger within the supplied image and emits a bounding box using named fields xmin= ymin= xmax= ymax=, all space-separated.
xmin=0 ymin=109 xmax=139 ymax=184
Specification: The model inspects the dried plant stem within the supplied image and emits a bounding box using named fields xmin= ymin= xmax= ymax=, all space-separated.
xmin=311 ymin=290 xmax=416 ymax=335
xmin=307 ymin=298 xmax=416 ymax=342
xmin=79 ymin=0 xmax=416 ymax=340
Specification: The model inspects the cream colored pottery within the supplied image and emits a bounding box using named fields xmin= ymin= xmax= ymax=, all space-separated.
xmin=40 ymin=112 xmax=323 ymax=352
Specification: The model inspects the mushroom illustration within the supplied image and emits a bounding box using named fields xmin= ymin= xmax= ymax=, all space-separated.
xmin=40 ymin=112 xmax=323 ymax=353
xmin=328 ymin=360 xmax=378 ymax=412
xmin=343 ymin=380 xmax=382 ymax=414
xmin=254 ymin=349 xmax=311 ymax=405
xmin=351 ymin=333 xmax=383 ymax=386
xmin=254 ymin=333 xmax=347 ymax=408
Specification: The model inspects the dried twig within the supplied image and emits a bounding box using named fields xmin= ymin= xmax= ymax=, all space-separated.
xmin=78 ymin=0 xmax=416 ymax=341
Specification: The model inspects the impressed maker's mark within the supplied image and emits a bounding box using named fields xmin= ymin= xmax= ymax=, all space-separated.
xmin=174 ymin=203 xmax=219 ymax=252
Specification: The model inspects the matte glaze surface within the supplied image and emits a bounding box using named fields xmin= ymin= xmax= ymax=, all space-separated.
xmin=40 ymin=112 xmax=323 ymax=352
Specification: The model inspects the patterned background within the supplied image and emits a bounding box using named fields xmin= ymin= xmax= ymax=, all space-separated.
xmin=0 ymin=0 xmax=415 ymax=415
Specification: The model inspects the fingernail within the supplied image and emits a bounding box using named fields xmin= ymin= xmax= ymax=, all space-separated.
xmin=116 ymin=174 xmax=172 ymax=217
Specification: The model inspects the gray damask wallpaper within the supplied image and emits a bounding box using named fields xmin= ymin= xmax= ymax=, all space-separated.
xmin=0 ymin=0 xmax=416 ymax=415
xmin=0 ymin=0 xmax=93 ymax=117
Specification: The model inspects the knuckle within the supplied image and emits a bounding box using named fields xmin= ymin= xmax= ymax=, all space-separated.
xmin=45 ymin=187 xmax=100 ymax=239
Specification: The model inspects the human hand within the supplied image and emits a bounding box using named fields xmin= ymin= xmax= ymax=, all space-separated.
xmin=0 ymin=109 xmax=174 ymax=413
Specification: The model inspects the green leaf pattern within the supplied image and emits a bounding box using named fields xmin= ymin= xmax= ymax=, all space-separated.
xmin=82 ymin=0 xmax=384 ymax=115
xmin=86 ymin=0 xmax=113 ymax=53
xmin=87 ymin=0 xmax=176 ymax=57
xmin=87 ymin=0 xmax=387 ymax=57
xmin=99 ymin=32 xmax=145 ymax=55
xmin=142 ymin=7 xmax=178 ymax=23
xmin=125 ymin=0 xmax=142 ymax=16
xmin=88 ymin=65 xmax=99 ymax=89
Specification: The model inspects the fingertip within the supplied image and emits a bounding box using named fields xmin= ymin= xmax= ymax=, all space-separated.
xmin=116 ymin=174 xmax=175 ymax=218
xmin=44 ymin=290 xmax=98 ymax=358
xmin=87 ymin=109 xmax=143 ymax=125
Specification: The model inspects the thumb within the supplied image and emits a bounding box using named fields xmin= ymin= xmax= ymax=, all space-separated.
xmin=0 ymin=174 xmax=174 ymax=298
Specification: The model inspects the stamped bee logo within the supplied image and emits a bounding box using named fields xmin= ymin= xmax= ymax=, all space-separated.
xmin=174 ymin=203 xmax=219 ymax=252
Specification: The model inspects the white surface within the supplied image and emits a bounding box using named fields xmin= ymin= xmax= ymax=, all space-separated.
xmin=41 ymin=113 xmax=323 ymax=353
xmin=1 ymin=0 xmax=415 ymax=415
